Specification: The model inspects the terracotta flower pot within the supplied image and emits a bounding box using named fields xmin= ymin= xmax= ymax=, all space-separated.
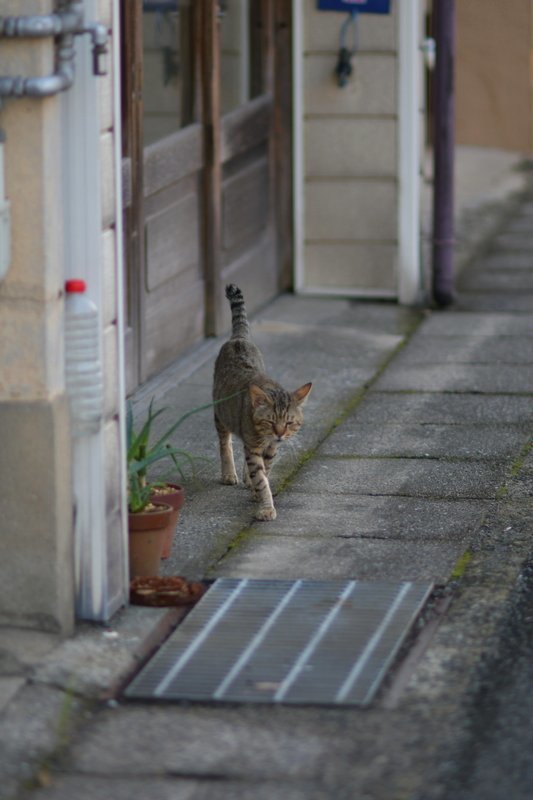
xmin=150 ymin=483 xmax=185 ymax=559
xmin=128 ymin=502 xmax=172 ymax=579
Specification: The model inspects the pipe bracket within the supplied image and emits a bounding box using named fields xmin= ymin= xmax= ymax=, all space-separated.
xmin=0 ymin=2 xmax=108 ymax=100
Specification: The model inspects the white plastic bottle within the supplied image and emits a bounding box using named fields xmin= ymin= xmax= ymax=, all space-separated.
xmin=64 ymin=279 xmax=104 ymax=436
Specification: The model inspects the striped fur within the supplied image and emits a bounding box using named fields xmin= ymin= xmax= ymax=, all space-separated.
xmin=226 ymin=284 xmax=250 ymax=339
xmin=213 ymin=284 xmax=312 ymax=521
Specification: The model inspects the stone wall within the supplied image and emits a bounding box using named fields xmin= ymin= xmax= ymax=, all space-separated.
xmin=0 ymin=0 xmax=74 ymax=633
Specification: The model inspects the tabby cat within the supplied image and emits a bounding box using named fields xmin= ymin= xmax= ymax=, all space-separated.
xmin=213 ymin=284 xmax=312 ymax=521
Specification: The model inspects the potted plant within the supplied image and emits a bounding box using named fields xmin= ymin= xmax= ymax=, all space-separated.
xmin=127 ymin=487 xmax=172 ymax=578
xmin=126 ymin=397 xmax=214 ymax=573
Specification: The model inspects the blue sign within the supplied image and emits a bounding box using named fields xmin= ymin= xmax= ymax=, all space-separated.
xmin=317 ymin=0 xmax=391 ymax=13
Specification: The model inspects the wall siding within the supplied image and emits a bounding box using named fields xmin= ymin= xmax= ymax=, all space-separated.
xmin=299 ymin=0 xmax=399 ymax=296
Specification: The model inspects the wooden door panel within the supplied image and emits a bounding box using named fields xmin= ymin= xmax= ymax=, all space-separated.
xmin=220 ymin=95 xmax=272 ymax=162
xmin=143 ymin=124 xmax=203 ymax=196
xmin=145 ymin=184 xmax=200 ymax=292
xmin=122 ymin=1 xmax=291 ymax=386
xmin=211 ymin=3 xmax=278 ymax=332
xmin=141 ymin=106 xmax=205 ymax=382
xmin=143 ymin=168 xmax=204 ymax=378
xmin=217 ymin=125 xmax=276 ymax=325
xmin=222 ymin=153 xmax=269 ymax=255
xmin=144 ymin=271 xmax=205 ymax=378
xmin=220 ymin=233 xmax=277 ymax=314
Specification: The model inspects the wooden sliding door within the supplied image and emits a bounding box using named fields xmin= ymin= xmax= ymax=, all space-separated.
xmin=122 ymin=0 xmax=292 ymax=389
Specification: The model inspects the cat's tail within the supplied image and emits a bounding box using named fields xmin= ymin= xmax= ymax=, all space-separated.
xmin=226 ymin=284 xmax=250 ymax=339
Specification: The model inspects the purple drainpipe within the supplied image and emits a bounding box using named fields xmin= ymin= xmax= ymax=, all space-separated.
xmin=432 ymin=0 xmax=455 ymax=306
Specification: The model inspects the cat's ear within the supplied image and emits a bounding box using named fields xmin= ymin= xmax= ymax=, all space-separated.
xmin=249 ymin=384 xmax=270 ymax=408
xmin=292 ymin=382 xmax=312 ymax=405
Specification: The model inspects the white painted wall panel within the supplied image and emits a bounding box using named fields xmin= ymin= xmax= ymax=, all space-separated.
xmin=305 ymin=118 xmax=397 ymax=178
xmin=305 ymin=179 xmax=397 ymax=240
xmin=304 ymin=53 xmax=397 ymax=117
xmin=296 ymin=1 xmax=400 ymax=296
xmin=305 ymin=242 xmax=396 ymax=292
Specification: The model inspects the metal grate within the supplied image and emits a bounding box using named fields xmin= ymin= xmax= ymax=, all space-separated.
xmin=125 ymin=578 xmax=432 ymax=707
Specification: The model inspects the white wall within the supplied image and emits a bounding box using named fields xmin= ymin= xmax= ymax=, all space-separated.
xmin=62 ymin=0 xmax=128 ymax=621
xmin=294 ymin=0 xmax=425 ymax=301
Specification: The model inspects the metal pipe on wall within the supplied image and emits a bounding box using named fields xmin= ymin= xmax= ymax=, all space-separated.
xmin=398 ymin=0 xmax=423 ymax=306
xmin=432 ymin=0 xmax=455 ymax=306
xmin=0 ymin=1 xmax=107 ymax=99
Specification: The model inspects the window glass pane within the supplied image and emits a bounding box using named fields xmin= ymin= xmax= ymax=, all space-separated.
xmin=219 ymin=0 xmax=265 ymax=114
xmin=142 ymin=0 xmax=194 ymax=145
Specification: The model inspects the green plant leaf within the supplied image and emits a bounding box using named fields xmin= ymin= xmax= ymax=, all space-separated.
xmin=150 ymin=397 xmax=221 ymax=451
xmin=126 ymin=392 xmax=241 ymax=504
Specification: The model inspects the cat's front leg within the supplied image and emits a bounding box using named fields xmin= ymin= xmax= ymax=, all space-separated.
xmin=245 ymin=447 xmax=277 ymax=520
xmin=262 ymin=442 xmax=278 ymax=477
xmin=242 ymin=460 xmax=252 ymax=488
xmin=215 ymin=417 xmax=238 ymax=485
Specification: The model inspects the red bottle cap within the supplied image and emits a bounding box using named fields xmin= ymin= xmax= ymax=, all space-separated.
xmin=65 ymin=279 xmax=87 ymax=293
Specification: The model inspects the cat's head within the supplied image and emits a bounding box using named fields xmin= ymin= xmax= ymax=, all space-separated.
xmin=249 ymin=382 xmax=312 ymax=442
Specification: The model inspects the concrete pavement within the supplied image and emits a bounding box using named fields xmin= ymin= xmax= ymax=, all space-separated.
xmin=1 ymin=150 xmax=533 ymax=800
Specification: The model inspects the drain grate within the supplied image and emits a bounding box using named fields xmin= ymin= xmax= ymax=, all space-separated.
xmin=125 ymin=578 xmax=432 ymax=707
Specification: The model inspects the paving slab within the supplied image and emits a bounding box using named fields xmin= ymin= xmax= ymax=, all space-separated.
xmin=458 ymin=270 xmax=533 ymax=291
xmin=256 ymin=294 xmax=420 ymax=336
xmin=357 ymin=392 xmax=533 ymax=425
xmin=253 ymin=494 xmax=489 ymax=541
xmin=32 ymin=606 xmax=167 ymax=695
xmin=494 ymin=232 xmax=533 ymax=250
xmin=212 ymin=533 xmax=464 ymax=583
xmin=505 ymin=468 xmax=533 ymax=500
xmin=512 ymin=200 xmax=533 ymax=215
xmin=454 ymin=292 xmax=533 ymax=312
xmin=0 ymin=629 xmax=60 ymax=675
xmin=393 ymin=334 xmax=533 ymax=365
xmin=65 ymin=705 xmax=365 ymax=782
xmin=26 ymin=776 xmax=197 ymax=800
xmin=420 ymin=311 xmax=533 ymax=336
xmin=289 ymin=458 xmax=506 ymax=499
xmin=26 ymin=775 xmax=335 ymax=800
xmin=502 ymin=214 xmax=533 ymax=233
xmin=59 ymin=701 xmax=440 ymax=800
xmin=252 ymin=320 xmax=402 ymax=367
xmin=477 ymin=252 xmax=533 ymax=270
xmin=0 ymin=677 xmax=25 ymax=714
xmin=374 ymin=363 xmax=533 ymax=394
xmin=319 ymin=422 xmax=529 ymax=460
xmin=0 ymin=683 xmax=84 ymax=800
xmin=161 ymin=489 xmax=258 ymax=577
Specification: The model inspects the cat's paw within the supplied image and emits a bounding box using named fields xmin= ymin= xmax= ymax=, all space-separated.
xmin=255 ymin=506 xmax=277 ymax=521
xmin=221 ymin=472 xmax=238 ymax=485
